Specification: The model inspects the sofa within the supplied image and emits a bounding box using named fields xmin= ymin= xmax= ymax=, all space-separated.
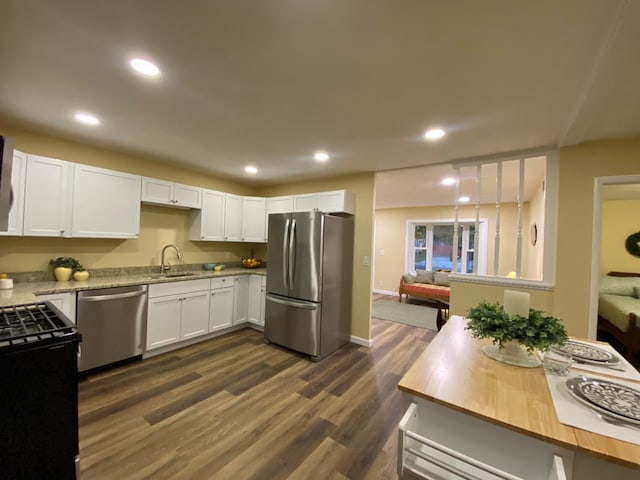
xmin=399 ymin=270 xmax=450 ymax=304
xmin=597 ymin=272 xmax=640 ymax=361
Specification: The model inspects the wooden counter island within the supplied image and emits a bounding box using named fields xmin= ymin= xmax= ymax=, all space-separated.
xmin=397 ymin=316 xmax=640 ymax=480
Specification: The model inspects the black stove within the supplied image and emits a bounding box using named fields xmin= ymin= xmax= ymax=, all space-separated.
xmin=0 ymin=302 xmax=76 ymax=348
xmin=0 ymin=301 xmax=81 ymax=479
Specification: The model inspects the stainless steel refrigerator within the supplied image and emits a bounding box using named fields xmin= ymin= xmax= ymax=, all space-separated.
xmin=265 ymin=211 xmax=354 ymax=361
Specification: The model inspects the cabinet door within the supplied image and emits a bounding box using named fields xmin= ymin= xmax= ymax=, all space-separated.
xmin=209 ymin=287 xmax=234 ymax=332
xmin=146 ymin=295 xmax=182 ymax=350
xmin=71 ymin=164 xmax=141 ymax=238
xmin=317 ymin=190 xmax=355 ymax=214
xmin=293 ymin=193 xmax=317 ymax=212
xmin=0 ymin=151 xmax=26 ymax=236
xmin=247 ymin=274 xmax=263 ymax=325
xmin=267 ymin=196 xmax=293 ymax=214
xmin=224 ymin=194 xmax=243 ymax=241
xmin=232 ymin=275 xmax=249 ymax=324
xmin=259 ymin=277 xmax=266 ymax=326
xmin=180 ymin=290 xmax=210 ymax=340
xmin=141 ymin=177 xmax=173 ymax=205
xmin=190 ymin=189 xmax=225 ymax=241
xmin=23 ymin=154 xmax=71 ymax=237
xmin=174 ymin=183 xmax=202 ymax=209
xmin=242 ymin=196 xmax=266 ymax=242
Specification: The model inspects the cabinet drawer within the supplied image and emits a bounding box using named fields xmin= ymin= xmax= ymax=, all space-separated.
xmin=149 ymin=279 xmax=210 ymax=298
xmin=211 ymin=276 xmax=234 ymax=289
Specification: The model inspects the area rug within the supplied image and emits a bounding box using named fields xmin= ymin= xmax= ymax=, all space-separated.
xmin=372 ymin=300 xmax=439 ymax=331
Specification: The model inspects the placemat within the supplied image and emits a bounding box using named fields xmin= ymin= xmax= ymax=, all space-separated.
xmin=545 ymin=372 xmax=640 ymax=446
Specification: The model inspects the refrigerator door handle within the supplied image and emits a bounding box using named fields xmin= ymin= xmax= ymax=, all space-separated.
xmin=288 ymin=218 xmax=296 ymax=288
xmin=283 ymin=218 xmax=290 ymax=289
xmin=266 ymin=294 xmax=318 ymax=310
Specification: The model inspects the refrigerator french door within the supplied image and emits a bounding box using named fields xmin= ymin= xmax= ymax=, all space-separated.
xmin=265 ymin=212 xmax=353 ymax=361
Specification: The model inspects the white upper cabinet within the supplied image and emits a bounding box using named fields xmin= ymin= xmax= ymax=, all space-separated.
xmin=223 ymin=193 xmax=243 ymax=241
xmin=292 ymin=190 xmax=355 ymax=214
xmin=0 ymin=150 xmax=26 ymax=237
xmin=241 ymin=196 xmax=266 ymax=243
xmin=317 ymin=190 xmax=356 ymax=214
xmin=141 ymin=177 xmax=202 ymax=209
xmin=267 ymin=196 xmax=294 ymax=214
xmin=189 ymin=188 xmax=225 ymax=241
xmin=23 ymin=154 xmax=72 ymax=237
xmin=293 ymin=193 xmax=317 ymax=212
xmin=71 ymin=164 xmax=141 ymax=238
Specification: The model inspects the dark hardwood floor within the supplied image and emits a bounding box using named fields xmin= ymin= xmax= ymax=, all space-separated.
xmin=78 ymin=299 xmax=437 ymax=479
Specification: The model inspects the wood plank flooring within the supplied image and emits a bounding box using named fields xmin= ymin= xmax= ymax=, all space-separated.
xmin=78 ymin=301 xmax=437 ymax=479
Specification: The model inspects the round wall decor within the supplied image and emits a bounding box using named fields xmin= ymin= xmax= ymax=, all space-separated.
xmin=626 ymin=231 xmax=640 ymax=257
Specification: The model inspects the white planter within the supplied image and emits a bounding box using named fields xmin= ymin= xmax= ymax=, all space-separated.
xmin=482 ymin=340 xmax=541 ymax=368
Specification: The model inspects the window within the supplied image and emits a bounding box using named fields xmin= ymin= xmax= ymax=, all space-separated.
xmin=407 ymin=220 xmax=487 ymax=273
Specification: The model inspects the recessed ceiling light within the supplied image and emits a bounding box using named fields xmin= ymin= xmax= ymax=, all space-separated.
xmin=244 ymin=165 xmax=258 ymax=174
xmin=314 ymin=151 xmax=329 ymax=162
xmin=73 ymin=112 xmax=100 ymax=125
xmin=458 ymin=196 xmax=470 ymax=203
xmin=129 ymin=58 xmax=160 ymax=77
xmin=424 ymin=128 xmax=445 ymax=140
xmin=441 ymin=177 xmax=456 ymax=186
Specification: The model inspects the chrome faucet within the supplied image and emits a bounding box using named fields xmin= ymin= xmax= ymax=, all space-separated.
xmin=161 ymin=244 xmax=182 ymax=273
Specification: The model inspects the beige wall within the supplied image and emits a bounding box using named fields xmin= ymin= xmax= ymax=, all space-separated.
xmin=0 ymin=123 xmax=375 ymax=341
xmin=554 ymin=136 xmax=640 ymax=337
xmin=257 ymin=173 xmax=375 ymax=342
xmin=600 ymin=199 xmax=640 ymax=275
xmin=373 ymin=202 xmax=530 ymax=294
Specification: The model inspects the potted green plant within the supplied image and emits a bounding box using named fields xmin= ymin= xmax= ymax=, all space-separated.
xmin=49 ymin=257 xmax=82 ymax=282
xmin=465 ymin=300 xmax=568 ymax=367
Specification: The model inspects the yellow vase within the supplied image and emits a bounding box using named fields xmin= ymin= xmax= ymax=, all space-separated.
xmin=54 ymin=267 xmax=73 ymax=282
xmin=73 ymin=270 xmax=89 ymax=281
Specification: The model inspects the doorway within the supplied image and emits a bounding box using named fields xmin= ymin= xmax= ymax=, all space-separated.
xmin=589 ymin=175 xmax=640 ymax=347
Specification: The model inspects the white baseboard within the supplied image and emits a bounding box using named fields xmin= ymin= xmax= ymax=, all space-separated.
xmin=350 ymin=335 xmax=372 ymax=348
xmin=372 ymin=288 xmax=399 ymax=296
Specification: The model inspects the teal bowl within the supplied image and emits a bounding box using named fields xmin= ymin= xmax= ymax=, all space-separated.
xmin=203 ymin=263 xmax=216 ymax=271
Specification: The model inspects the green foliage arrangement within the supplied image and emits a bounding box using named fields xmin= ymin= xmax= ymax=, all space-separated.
xmin=49 ymin=257 xmax=84 ymax=272
xmin=465 ymin=300 xmax=568 ymax=353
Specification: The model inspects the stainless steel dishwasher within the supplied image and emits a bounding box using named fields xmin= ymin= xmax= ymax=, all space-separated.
xmin=76 ymin=284 xmax=148 ymax=372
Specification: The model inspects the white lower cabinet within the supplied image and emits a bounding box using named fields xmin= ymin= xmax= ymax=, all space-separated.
xmin=146 ymin=279 xmax=210 ymax=350
xmin=233 ymin=275 xmax=249 ymax=325
xmin=209 ymin=286 xmax=234 ymax=332
xmin=248 ymin=274 xmax=266 ymax=327
xmin=179 ymin=290 xmax=210 ymax=340
xmin=37 ymin=292 xmax=76 ymax=324
xmin=398 ymin=398 xmax=571 ymax=480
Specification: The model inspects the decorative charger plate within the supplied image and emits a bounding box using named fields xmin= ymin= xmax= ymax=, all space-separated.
xmin=555 ymin=340 xmax=620 ymax=364
xmin=566 ymin=376 xmax=640 ymax=425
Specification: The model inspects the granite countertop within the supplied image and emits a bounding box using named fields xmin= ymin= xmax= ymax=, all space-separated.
xmin=0 ymin=266 xmax=266 ymax=307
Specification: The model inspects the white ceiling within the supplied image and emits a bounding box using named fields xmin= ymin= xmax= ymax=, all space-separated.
xmin=1 ymin=1 xmax=640 ymax=207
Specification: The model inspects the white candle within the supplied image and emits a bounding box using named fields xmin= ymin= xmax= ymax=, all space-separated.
xmin=503 ymin=290 xmax=530 ymax=318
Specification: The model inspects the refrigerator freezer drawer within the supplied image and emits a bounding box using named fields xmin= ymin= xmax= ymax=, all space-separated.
xmin=265 ymin=294 xmax=320 ymax=357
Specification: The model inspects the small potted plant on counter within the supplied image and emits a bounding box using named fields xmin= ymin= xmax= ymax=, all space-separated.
xmin=73 ymin=263 xmax=90 ymax=281
xmin=465 ymin=300 xmax=568 ymax=368
xmin=49 ymin=256 xmax=83 ymax=282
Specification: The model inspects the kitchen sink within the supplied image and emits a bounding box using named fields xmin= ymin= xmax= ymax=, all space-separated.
xmin=146 ymin=272 xmax=198 ymax=279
